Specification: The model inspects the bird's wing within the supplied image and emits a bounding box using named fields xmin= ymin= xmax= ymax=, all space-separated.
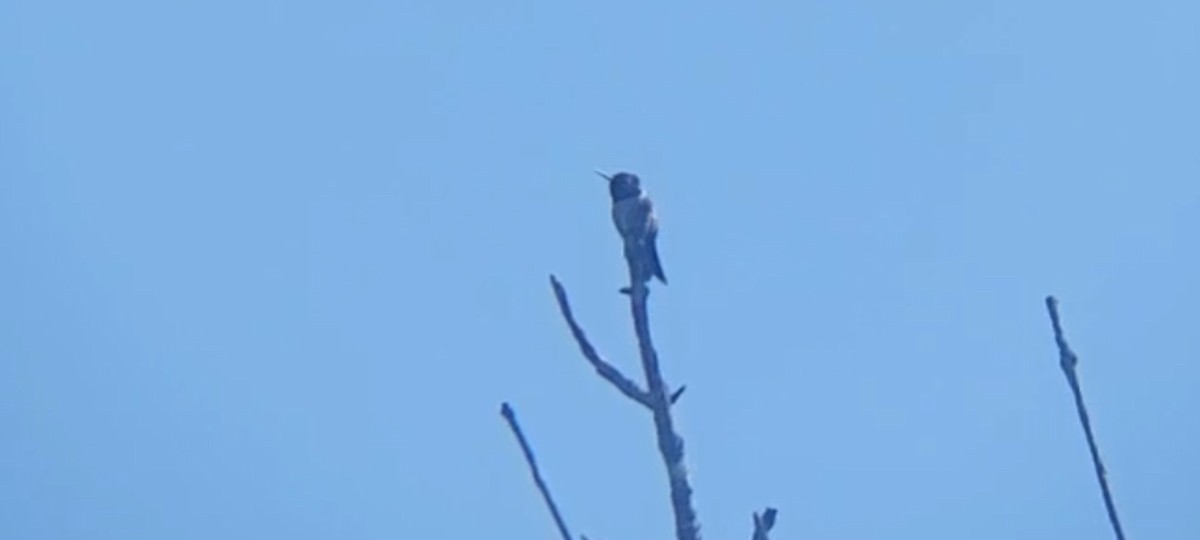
xmin=640 ymin=197 xmax=667 ymax=283
xmin=639 ymin=196 xmax=659 ymax=239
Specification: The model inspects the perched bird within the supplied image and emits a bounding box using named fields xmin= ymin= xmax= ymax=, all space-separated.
xmin=596 ymin=170 xmax=667 ymax=286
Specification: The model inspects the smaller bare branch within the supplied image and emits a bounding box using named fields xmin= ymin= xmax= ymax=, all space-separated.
xmin=1044 ymin=296 xmax=1126 ymax=540
xmin=500 ymin=402 xmax=575 ymax=540
xmin=669 ymin=385 xmax=687 ymax=405
xmin=550 ymin=274 xmax=652 ymax=408
xmin=751 ymin=507 xmax=778 ymax=540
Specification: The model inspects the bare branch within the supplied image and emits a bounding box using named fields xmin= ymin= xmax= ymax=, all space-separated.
xmin=500 ymin=402 xmax=575 ymax=540
xmin=625 ymin=276 xmax=701 ymax=540
xmin=751 ymin=507 xmax=778 ymax=540
xmin=669 ymin=385 xmax=687 ymax=405
xmin=1044 ymin=296 xmax=1127 ymax=540
xmin=550 ymin=274 xmax=652 ymax=408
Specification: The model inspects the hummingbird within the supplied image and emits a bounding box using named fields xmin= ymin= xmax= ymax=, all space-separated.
xmin=596 ymin=170 xmax=667 ymax=286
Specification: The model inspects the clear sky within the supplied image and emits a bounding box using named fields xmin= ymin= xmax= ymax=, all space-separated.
xmin=2 ymin=0 xmax=1197 ymax=538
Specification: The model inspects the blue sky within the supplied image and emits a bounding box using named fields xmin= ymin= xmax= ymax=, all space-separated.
xmin=2 ymin=0 xmax=1197 ymax=538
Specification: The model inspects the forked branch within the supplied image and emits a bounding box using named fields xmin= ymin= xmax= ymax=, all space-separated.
xmin=751 ymin=507 xmax=778 ymax=540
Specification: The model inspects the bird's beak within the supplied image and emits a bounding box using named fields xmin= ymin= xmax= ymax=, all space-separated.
xmin=594 ymin=170 xmax=612 ymax=182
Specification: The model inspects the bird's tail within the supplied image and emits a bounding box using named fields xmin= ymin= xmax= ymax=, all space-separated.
xmin=646 ymin=240 xmax=667 ymax=285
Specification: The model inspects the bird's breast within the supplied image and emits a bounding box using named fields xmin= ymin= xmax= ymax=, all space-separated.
xmin=611 ymin=198 xmax=640 ymax=237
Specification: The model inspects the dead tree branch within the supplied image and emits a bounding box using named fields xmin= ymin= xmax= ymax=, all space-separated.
xmin=500 ymin=402 xmax=575 ymax=540
xmin=546 ymin=272 xmax=705 ymax=540
xmin=622 ymin=275 xmax=701 ymax=540
xmin=1044 ymin=296 xmax=1127 ymax=540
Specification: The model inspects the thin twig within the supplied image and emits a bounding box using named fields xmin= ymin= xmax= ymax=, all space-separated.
xmin=751 ymin=507 xmax=778 ymax=540
xmin=500 ymin=402 xmax=574 ymax=540
xmin=550 ymin=275 xmax=652 ymax=408
xmin=626 ymin=275 xmax=701 ymax=540
xmin=1045 ymin=296 xmax=1127 ymax=540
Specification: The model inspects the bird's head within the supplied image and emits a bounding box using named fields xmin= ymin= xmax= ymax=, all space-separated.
xmin=597 ymin=171 xmax=642 ymax=202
